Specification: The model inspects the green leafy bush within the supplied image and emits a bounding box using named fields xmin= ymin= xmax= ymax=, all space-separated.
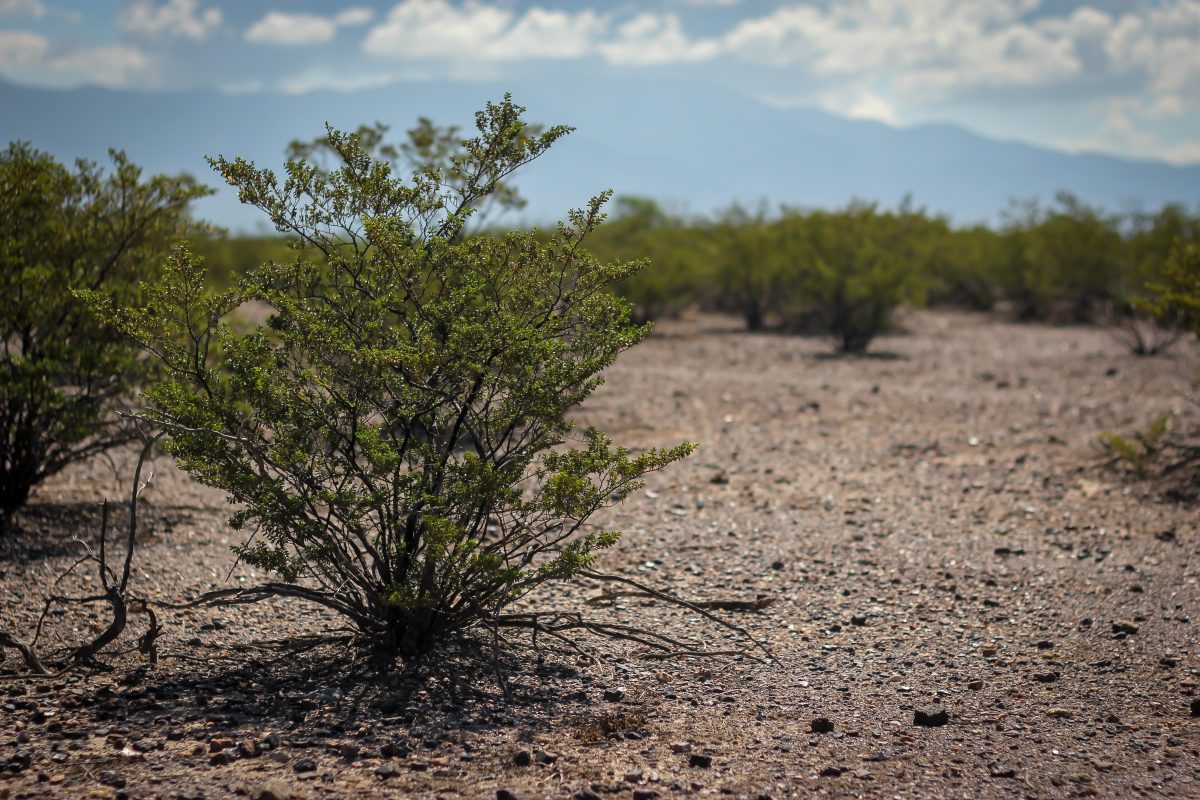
xmin=1101 ymin=413 xmax=1171 ymax=477
xmin=0 ymin=143 xmax=209 ymax=524
xmin=781 ymin=204 xmax=921 ymax=353
xmin=90 ymin=97 xmax=693 ymax=656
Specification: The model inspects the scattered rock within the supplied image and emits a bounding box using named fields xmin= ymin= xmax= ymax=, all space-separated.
xmin=989 ymin=765 xmax=1017 ymax=779
xmin=633 ymin=790 xmax=659 ymax=800
xmin=602 ymin=688 xmax=625 ymax=702
xmin=512 ymin=750 xmax=532 ymax=767
xmin=1191 ymin=699 xmax=1200 ymax=717
xmin=1048 ymin=707 xmax=1073 ymax=719
xmin=496 ymin=790 xmax=520 ymax=800
xmin=819 ymin=766 xmax=846 ymax=778
xmin=1112 ymin=621 xmax=1139 ymax=635
xmin=968 ymin=680 xmax=984 ymax=691
xmin=292 ymin=757 xmax=317 ymax=773
xmin=1033 ymin=672 xmax=1059 ymax=683
xmin=689 ymin=754 xmax=712 ymax=768
xmin=913 ymin=708 xmax=949 ymax=727
xmin=850 ymin=615 xmax=867 ymax=626
xmin=669 ymin=742 xmax=692 ymax=753
xmin=533 ymin=750 xmax=557 ymax=765
xmin=810 ymin=717 xmax=835 ymax=734
xmin=251 ymin=779 xmax=299 ymax=800
xmin=375 ymin=763 xmax=398 ymax=780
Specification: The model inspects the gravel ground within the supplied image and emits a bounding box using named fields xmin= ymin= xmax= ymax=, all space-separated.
xmin=2 ymin=309 xmax=1199 ymax=800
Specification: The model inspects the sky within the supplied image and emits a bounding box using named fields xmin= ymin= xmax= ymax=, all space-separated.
xmin=1 ymin=0 xmax=1199 ymax=167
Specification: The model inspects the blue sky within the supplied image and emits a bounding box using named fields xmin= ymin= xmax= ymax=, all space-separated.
xmin=2 ymin=0 xmax=1198 ymax=166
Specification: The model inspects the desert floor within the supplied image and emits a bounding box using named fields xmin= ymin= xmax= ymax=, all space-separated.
xmin=2 ymin=310 xmax=1199 ymax=800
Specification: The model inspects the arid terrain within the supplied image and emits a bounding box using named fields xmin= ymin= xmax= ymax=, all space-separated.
xmin=2 ymin=310 xmax=1199 ymax=800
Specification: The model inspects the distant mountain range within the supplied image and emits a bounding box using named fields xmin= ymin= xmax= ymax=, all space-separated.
xmin=4 ymin=76 xmax=1198 ymax=232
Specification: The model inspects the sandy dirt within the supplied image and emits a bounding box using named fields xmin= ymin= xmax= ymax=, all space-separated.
xmin=2 ymin=310 xmax=1199 ymax=800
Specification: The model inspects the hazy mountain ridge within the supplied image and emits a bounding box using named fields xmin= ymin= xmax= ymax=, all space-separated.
xmin=3 ymin=78 xmax=1198 ymax=232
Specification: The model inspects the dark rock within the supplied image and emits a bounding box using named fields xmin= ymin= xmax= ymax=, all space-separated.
xmin=689 ymin=753 xmax=713 ymax=768
xmin=380 ymin=742 xmax=409 ymax=759
xmin=572 ymin=792 xmax=601 ymax=800
xmin=1112 ymin=621 xmax=1139 ymax=635
xmin=819 ymin=766 xmax=846 ymax=777
xmin=98 ymin=770 xmax=126 ymax=788
xmin=533 ymin=750 xmax=557 ymax=765
xmin=1035 ymin=640 xmax=1054 ymax=650
xmin=512 ymin=750 xmax=532 ymax=766
xmin=1191 ymin=699 xmax=1200 ymax=717
xmin=1033 ymin=672 xmax=1059 ymax=683
xmin=850 ymin=615 xmax=867 ymax=626
xmin=602 ymin=688 xmax=625 ymax=702
xmin=810 ymin=717 xmax=835 ymax=734
xmin=375 ymin=763 xmax=398 ymax=779
xmin=913 ymin=708 xmax=949 ymax=727
xmin=292 ymin=757 xmax=317 ymax=773
xmin=989 ymin=765 xmax=1017 ymax=778
xmin=633 ymin=791 xmax=659 ymax=800
xmin=496 ymin=790 xmax=520 ymax=800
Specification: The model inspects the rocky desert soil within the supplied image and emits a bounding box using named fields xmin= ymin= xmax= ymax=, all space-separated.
xmin=2 ymin=310 xmax=1199 ymax=800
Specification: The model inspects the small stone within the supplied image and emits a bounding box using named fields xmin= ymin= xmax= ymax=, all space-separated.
xmin=989 ymin=765 xmax=1017 ymax=779
xmin=1190 ymin=699 xmax=1200 ymax=717
xmin=512 ymin=750 xmax=532 ymax=766
xmin=1093 ymin=760 xmax=1115 ymax=772
xmin=533 ymin=750 xmax=557 ymax=765
xmin=47 ymin=773 xmax=65 ymax=785
xmin=633 ymin=791 xmax=659 ymax=800
xmin=251 ymin=779 xmax=296 ymax=800
xmin=380 ymin=742 xmax=409 ymax=759
xmin=209 ymin=736 xmax=235 ymax=753
xmin=810 ymin=717 xmax=834 ymax=734
xmin=572 ymin=792 xmax=601 ymax=800
xmin=1112 ymin=621 xmax=1139 ymax=635
xmin=496 ymin=790 xmax=520 ymax=800
xmin=850 ymin=615 xmax=867 ymax=626
xmin=1047 ymin=707 xmax=1072 ymax=719
xmin=669 ymin=742 xmax=691 ymax=753
xmin=819 ymin=766 xmax=845 ymax=778
xmin=375 ymin=763 xmax=398 ymax=779
xmin=210 ymin=748 xmax=239 ymax=766
xmin=292 ymin=757 xmax=317 ymax=773
xmin=1033 ymin=672 xmax=1059 ymax=683
xmin=239 ymin=740 xmax=261 ymax=758
xmin=770 ymin=560 xmax=785 ymax=570
xmin=967 ymin=680 xmax=984 ymax=691
xmin=1035 ymin=640 xmax=1054 ymax=650
xmin=913 ymin=708 xmax=949 ymax=727
xmin=338 ymin=743 xmax=358 ymax=760
xmin=99 ymin=770 xmax=126 ymax=788
xmin=602 ymin=688 xmax=625 ymax=702
xmin=689 ymin=754 xmax=712 ymax=768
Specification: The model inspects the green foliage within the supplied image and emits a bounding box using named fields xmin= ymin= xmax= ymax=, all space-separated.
xmin=0 ymin=142 xmax=210 ymax=523
xmin=88 ymin=97 xmax=693 ymax=656
xmin=1147 ymin=242 xmax=1200 ymax=338
xmin=1101 ymin=413 xmax=1171 ymax=477
xmin=779 ymin=203 xmax=924 ymax=353
xmin=584 ymin=197 xmax=714 ymax=322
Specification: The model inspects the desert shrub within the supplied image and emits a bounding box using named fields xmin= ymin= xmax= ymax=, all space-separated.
xmin=713 ymin=205 xmax=793 ymax=331
xmin=89 ymin=97 xmax=693 ymax=657
xmin=1101 ymin=413 xmax=1171 ymax=477
xmin=586 ymin=197 xmax=713 ymax=322
xmin=0 ymin=143 xmax=209 ymax=525
xmin=781 ymin=203 xmax=920 ymax=353
xmin=996 ymin=193 xmax=1126 ymax=322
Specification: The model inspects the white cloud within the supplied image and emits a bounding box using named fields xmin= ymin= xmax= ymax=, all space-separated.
xmin=246 ymin=12 xmax=336 ymax=45
xmin=334 ymin=8 xmax=374 ymax=27
xmin=363 ymin=0 xmax=604 ymax=61
xmin=246 ymin=7 xmax=375 ymax=46
xmin=842 ymin=90 xmax=900 ymax=126
xmin=49 ymin=45 xmax=150 ymax=87
xmin=0 ymin=0 xmax=45 ymax=18
xmin=0 ymin=29 xmax=48 ymax=68
xmin=0 ymin=30 xmax=150 ymax=87
xmin=120 ymin=0 xmax=222 ymax=42
xmin=600 ymin=13 xmax=719 ymax=65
